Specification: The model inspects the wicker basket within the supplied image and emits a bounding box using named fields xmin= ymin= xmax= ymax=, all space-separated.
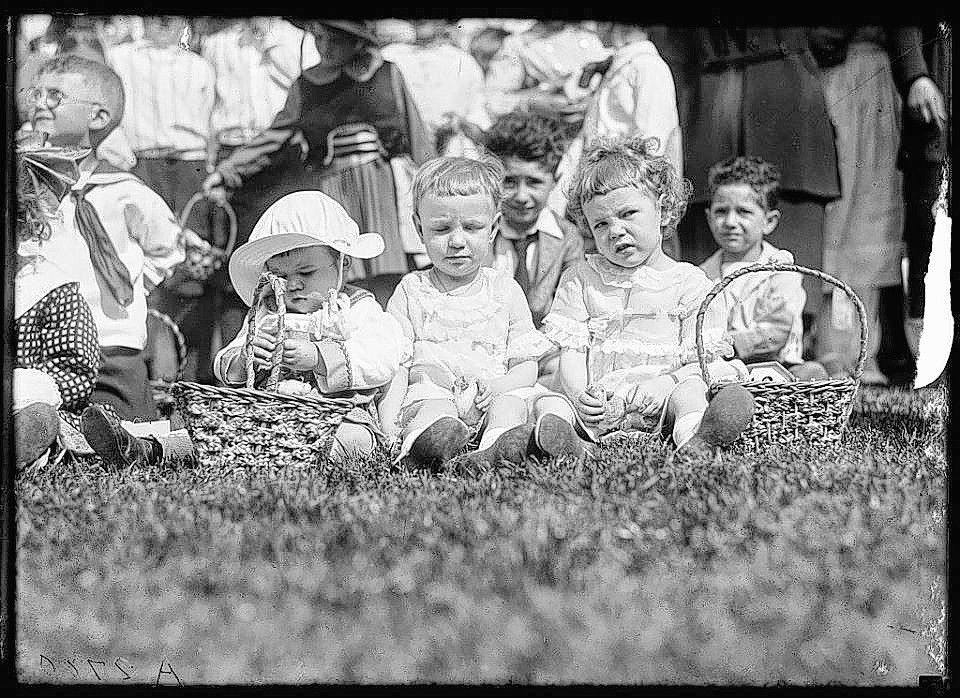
xmin=178 ymin=192 xmax=238 ymax=282
xmin=695 ymin=262 xmax=867 ymax=451
xmin=171 ymin=272 xmax=356 ymax=471
xmin=146 ymin=308 xmax=188 ymax=418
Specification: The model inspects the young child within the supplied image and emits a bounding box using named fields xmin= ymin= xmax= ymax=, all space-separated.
xmin=82 ymin=191 xmax=406 ymax=467
xmin=23 ymin=54 xmax=189 ymax=421
xmin=483 ymin=109 xmax=585 ymax=328
xmin=379 ymin=155 xmax=590 ymax=472
xmin=699 ymin=157 xmax=828 ymax=380
xmin=542 ymin=135 xmax=755 ymax=451
xmin=13 ymin=142 xmax=102 ymax=468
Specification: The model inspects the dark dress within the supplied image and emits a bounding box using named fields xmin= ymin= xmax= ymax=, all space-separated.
xmin=217 ymin=56 xmax=435 ymax=281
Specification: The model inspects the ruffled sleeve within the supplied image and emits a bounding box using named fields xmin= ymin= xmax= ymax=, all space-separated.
xmin=506 ymin=328 xmax=556 ymax=362
xmin=313 ymin=295 xmax=404 ymax=392
xmin=676 ymin=266 xmax=733 ymax=365
xmin=541 ymin=263 xmax=590 ymax=350
xmin=503 ymin=275 xmax=552 ymax=363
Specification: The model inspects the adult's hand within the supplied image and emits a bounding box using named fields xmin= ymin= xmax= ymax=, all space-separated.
xmin=907 ymin=76 xmax=947 ymax=131
xmin=201 ymin=170 xmax=228 ymax=205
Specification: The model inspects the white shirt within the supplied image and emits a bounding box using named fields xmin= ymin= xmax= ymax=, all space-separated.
xmin=548 ymin=40 xmax=682 ymax=219
xmin=24 ymin=157 xmax=185 ymax=349
xmin=107 ymin=40 xmax=217 ymax=159
xmin=381 ymin=42 xmax=489 ymax=133
xmin=491 ymin=207 xmax=565 ymax=281
xmin=201 ymin=19 xmax=320 ymax=139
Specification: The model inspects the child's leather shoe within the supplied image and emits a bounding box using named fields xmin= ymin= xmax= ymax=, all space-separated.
xmin=15 ymin=402 xmax=59 ymax=468
xmin=532 ymin=414 xmax=592 ymax=460
xmin=697 ymin=384 xmax=755 ymax=447
xmin=407 ymin=416 xmax=470 ymax=470
xmin=81 ymin=405 xmax=160 ymax=470
xmin=446 ymin=423 xmax=535 ymax=477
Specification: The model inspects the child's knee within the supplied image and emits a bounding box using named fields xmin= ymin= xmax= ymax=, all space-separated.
xmin=486 ymin=393 xmax=526 ymax=422
xmin=533 ymin=394 xmax=575 ymax=423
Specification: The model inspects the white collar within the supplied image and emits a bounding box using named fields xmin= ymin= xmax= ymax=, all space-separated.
xmin=498 ymin=207 xmax=564 ymax=241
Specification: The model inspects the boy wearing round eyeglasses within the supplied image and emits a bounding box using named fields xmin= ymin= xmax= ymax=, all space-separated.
xmin=20 ymin=54 xmax=194 ymax=424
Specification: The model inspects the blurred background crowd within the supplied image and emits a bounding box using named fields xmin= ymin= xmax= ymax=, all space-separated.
xmin=15 ymin=14 xmax=951 ymax=389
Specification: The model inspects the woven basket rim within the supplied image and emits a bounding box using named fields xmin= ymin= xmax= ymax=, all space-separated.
xmin=172 ymin=380 xmax=357 ymax=410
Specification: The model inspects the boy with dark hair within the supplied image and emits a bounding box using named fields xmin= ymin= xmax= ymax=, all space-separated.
xmin=23 ymin=54 xmax=189 ymax=420
xmin=483 ymin=109 xmax=585 ymax=328
xmin=699 ymin=156 xmax=827 ymax=379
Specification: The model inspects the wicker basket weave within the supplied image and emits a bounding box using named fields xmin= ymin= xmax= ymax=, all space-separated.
xmin=171 ymin=272 xmax=356 ymax=471
xmin=695 ymin=262 xmax=867 ymax=451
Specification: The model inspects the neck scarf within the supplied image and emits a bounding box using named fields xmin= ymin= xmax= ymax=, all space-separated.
xmin=71 ymin=182 xmax=135 ymax=319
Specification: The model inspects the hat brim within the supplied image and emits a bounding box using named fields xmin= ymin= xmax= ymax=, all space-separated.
xmin=229 ymin=232 xmax=384 ymax=306
xmin=285 ymin=18 xmax=379 ymax=46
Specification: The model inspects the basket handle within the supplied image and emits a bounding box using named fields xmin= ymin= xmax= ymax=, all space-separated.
xmin=178 ymin=191 xmax=239 ymax=258
xmin=694 ymin=262 xmax=868 ymax=386
xmin=244 ymin=271 xmax=287 ymax=391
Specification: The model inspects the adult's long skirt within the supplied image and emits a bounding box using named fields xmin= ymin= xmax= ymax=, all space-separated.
xmin=820 ymin=41 xmax=905 ymax=290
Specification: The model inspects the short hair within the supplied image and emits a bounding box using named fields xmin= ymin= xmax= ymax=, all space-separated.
xmin=411 ymin=153 xmax=505 ymax=215
xmin=566 ymin=134 xmax=693 ymax=237
xmin=469 ymin=27 xmax=509 ymax=73
xmin=36 ymin=54 xmax=125 ymax=135
xmin=483 ymin=109 xmax=566 ymax=174
xmin=706 ymin=156 xmax=781 ymax=211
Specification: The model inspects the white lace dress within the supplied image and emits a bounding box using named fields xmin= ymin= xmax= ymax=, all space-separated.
xmin=387 ymin=267 xmax=556 ymax=409
xmin=542 ymin=255 xmax=736 ymax=407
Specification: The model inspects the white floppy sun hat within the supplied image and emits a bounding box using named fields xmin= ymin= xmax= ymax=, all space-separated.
xmin=229 ymin=191 xmax=384 ymax=307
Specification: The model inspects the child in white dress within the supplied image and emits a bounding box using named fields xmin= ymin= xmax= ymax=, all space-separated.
xmin=379 ymin=155 xmax=589 ymax=471
xmin=543 ymin=135 xmax=754 ymax=450
xmin=82 ymin=191 xmax=406 ymax=467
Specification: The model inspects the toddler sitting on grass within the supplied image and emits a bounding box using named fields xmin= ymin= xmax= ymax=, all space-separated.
xmin=698 ymin=156 xmax=827 ymax=380
xmin=82 ymin=191 xmax=406 ymax=467
xmin=541 ymin=135 xmax=755 ymax=452
xmin=379 ymin=155 xmax=592 ymax=473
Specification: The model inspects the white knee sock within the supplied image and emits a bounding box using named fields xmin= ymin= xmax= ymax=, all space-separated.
xmin=672 ymin=412 xmax=703 ymax=449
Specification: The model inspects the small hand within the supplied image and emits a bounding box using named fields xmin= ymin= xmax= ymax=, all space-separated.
xmin=474 ymin=379 xmax=496 ymax=412
xmin=629 ymin=376 xmax=675 ymax=416
xmin=576 ymin=389 xmax=606 ymax=425
xmin=907 ymin=76 xmax=947 ymax=131
xmin=242 ymin=333 xmax=279 ymax=369
xmin=280 ymin=337 xmax=320 ymax=372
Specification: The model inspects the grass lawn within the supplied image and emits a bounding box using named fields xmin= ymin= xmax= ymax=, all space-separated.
xmin=15 ymin=384 xmax=948 ymax=684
